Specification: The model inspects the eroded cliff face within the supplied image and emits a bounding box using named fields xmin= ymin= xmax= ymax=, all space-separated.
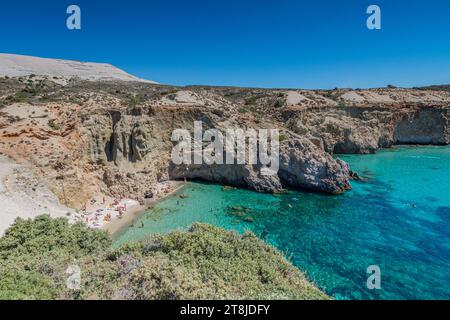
xmin=393 ymin=109 xmax=450 ymax=145
xmin=283 ymin=106 xmax=450 ymax=154
xmin=81 ymin=104 xmax=351 ymax=201
xmin=80 ymin=105 xmax=229 ymax=203
xmin=0 ymin=77 xmax=449 ymax=209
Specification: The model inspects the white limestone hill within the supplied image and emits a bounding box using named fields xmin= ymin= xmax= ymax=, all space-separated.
xmin=0 ymin=53 xmax=157 ymax=83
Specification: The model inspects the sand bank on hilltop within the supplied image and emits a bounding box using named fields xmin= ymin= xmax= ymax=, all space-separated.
xmin=0 ymin=53 xmax=157 ymax=83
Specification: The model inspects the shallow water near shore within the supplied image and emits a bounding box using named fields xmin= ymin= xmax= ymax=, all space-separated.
xmin=114 ymin=146 xmax=450 ymax=300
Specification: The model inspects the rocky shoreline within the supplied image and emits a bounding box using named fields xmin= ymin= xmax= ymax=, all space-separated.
xmin=0 ymin=76 xmax=449 ymax=217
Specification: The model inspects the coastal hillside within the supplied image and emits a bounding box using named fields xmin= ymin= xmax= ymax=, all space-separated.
xmin=0 ymin=70 xmax=449 ymax=234
xmin=0 ymin=56 xmax=449 ymax=301
xmin=0 ymin=215 xmax=328 ymax=300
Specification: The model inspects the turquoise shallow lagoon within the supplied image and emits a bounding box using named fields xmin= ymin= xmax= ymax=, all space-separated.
xmin=114 ymin=146 xmax=450 ymax=299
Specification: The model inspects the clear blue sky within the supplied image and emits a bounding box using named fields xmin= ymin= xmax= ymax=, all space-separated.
xmin=1 ymin=0 xmax=450 ymax=88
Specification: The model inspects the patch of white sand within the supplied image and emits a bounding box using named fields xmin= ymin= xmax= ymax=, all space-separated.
xmin=160 ymin=90 xmax=205 ymax=105
xmin=286 ymin=91 xmax=308 ymax=106
xmin=341 ymin=91 xmax=366 ymax=103
xmin=0 ymin=155 xmax=74 ymax=236
xmin=363 ymin=92 xmax=395 ymax=103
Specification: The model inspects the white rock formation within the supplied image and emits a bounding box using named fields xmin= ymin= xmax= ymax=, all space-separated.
xmin=0 ymin=53 xmax=157 ymax=83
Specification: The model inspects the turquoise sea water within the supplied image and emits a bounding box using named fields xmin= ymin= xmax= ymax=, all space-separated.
xmin=114 ymin=146 xmax=450 ymax=300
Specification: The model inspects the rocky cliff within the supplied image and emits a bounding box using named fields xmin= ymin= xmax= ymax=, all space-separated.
xmin=0 ymin=76 xmax=449 ymax=208
xmin=278 ymin=89 xmax=450 ymax=153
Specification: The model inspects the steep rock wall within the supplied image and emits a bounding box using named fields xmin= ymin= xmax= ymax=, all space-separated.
xmin=81 ymin=106 xmax=351 ymax=199
xmin=283 ymin=106 xmax=450 ymax=154
xmin=393 ymin=109 xmax=450 ymax=145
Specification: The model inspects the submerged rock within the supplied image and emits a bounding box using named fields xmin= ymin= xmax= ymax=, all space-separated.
xmin=222 ymin=185 xmax=237 ymax=191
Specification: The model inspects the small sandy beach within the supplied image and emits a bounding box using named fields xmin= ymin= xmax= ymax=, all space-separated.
xmin=103 ymin=180 xmax=186 ymax=236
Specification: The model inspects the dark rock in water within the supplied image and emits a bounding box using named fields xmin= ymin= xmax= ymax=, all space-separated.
xmin=229 ymin=205 xmax=252 ymax=213
xmin=362 ymin=170 xmax=374 ymax=177
xmin=226 ymin=205 xmax=254 ymax=219
xmin=222 ymin=185 xmax=236 ymax=191
xmin=227 ymin=209 xmax=244 ymax=218
xmin=226 ymin=205 xmax=256 ymax=223
xmin=144 ymin=191 xmax=154 ymax=199
xmin=349 ymin=170 xmax=368 ymax=182
xmin=179 ymin=193 xmax=189 ymax=199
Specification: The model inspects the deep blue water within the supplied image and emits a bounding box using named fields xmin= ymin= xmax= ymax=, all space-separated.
xmin=114 ymin=146 xmax=450 ymax=299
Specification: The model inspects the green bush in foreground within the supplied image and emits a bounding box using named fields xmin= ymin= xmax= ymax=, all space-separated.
xmin=0 ymin=215 xmax=328 ymax=300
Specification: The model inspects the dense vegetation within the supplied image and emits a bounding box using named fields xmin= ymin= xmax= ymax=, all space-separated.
xmin=0 ymin=215 xmax=328 ymax=300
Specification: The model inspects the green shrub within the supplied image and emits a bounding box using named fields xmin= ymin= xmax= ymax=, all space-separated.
xmin=337 ymin=100 xmax=347 ymax=108
xmin=0 ymin=215 xmax=110 ymax=259
xmin=0 ymin=216 xmax=328 ymax=300
xmin=47 ymin=119 xmax=60 ymax=130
